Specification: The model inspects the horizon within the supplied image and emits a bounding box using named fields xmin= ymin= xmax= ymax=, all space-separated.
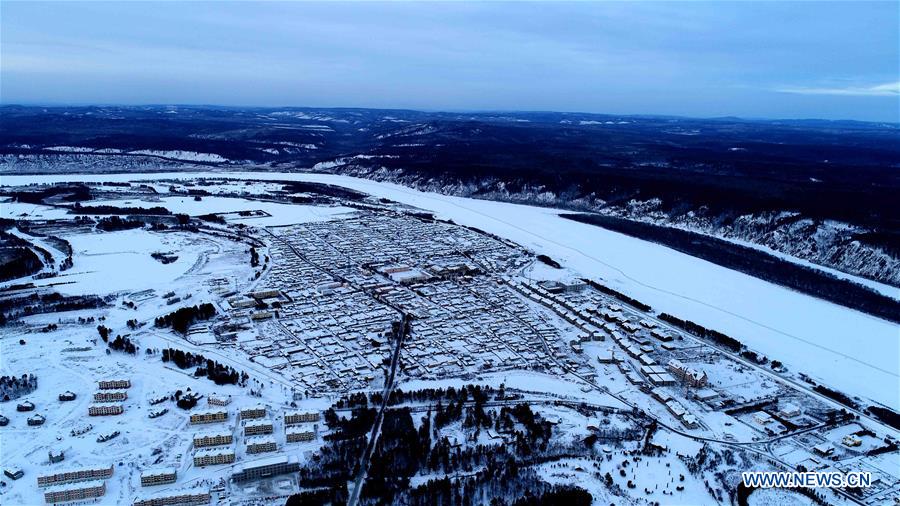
xmin=2 ymin=102 xmax=898 ymax=126
xmin=2 ymin=2 xmax=898 ymax=122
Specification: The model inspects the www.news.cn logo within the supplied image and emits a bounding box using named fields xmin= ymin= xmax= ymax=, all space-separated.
xmin=742 ymin=471 xmax=871 ymax=489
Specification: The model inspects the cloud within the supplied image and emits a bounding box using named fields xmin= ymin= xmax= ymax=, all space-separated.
xmin=776 ymin=81 xmax=899 ymax=97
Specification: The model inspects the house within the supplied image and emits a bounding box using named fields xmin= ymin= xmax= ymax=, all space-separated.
xmin=650 ymin=388 xmax=673 ymax=403
xmin=778 ymin=403 xmax=801 ymax=419
xmin=4 ymin=468 xmax=24 ymax=480
xmin=842 ymin=435 xmax=862 ymax=448
xmin=812 ymin=443 xmax=834 ymax=457
xmin=647 ymin=373 xmax=676 ymax=386
xmin=58 ymin=392 xmax=77 ymax=402
xmin=667 ymin=359 xmax=708 ymax=388
xmin=27 ymin=414 xmax=47 ymax=426
xmin=16 ymin=401 xmax=35 ymax=412
xmin=48 ymin=450 xmax=65 ymax=464
xmin=596 ymin=351 xmax=618 ymax=364
xmin=691 ymin=389 xmax=717 ymax=402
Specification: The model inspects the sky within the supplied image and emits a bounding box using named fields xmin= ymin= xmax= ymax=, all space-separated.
xmin=1 ymin=1 xmax=898 ymax=122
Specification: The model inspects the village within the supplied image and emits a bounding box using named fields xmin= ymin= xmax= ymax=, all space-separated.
xmin=0 ymin=177 xmax=898 ymax=505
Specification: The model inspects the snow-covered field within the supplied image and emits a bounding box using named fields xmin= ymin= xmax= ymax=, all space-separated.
xmin=1 ymin=196 xmax=355 ymax=228
xmin=28 ymin=230 xmax=206 ymax=296
xmin=3 ymin=171 xmax=897 ymax=409
xmin=85 ymin=196 xmax=356 ymax=227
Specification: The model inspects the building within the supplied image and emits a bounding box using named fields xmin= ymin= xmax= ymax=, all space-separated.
xmin=650 ymin=329 xmax=673 ymax=342
xmin=693 ymin=389 xmax=719 ymax=403
xmin=207 ymin=394 xmax=231 ymax=407
xmin=17 ymin=401 xmax=35 ymax=412
xmin=28 ymin=414 xmax=47 ymax=426
xmin=250 ymin=289 xmax=281 ymax=299
xmin=193 ymin=431 xmax=233 ymax=448
xmin=596 ymin=351 xmax=618 ymax=364
xmin=48 ymin=450 xmax=65 ymax=464
xmin=4 ymin=468 xmax=24 ymax=480
xmin=231 ymin=455 xmax=299 ymax=483
xmin=243 ymin=419 xmax=274 ymax=436
xmin=140 ymin=468 xmax=177 ymax=487
xmin=667 ymin=359 xmax=708 ymax=388
xmin=98 ymin=379 xmax=131 ymax=390
xmin=58 ymin=392 xmax=77 ymax=402
xmin=0 ymin=414 xmax=8 ymax=426
xmin=245 ymin=435 xmax=277 ymax=454
xmin=149 ymin=408 xmax=168 ymax=419
xmin=193 ymin=448 xmax=235 ymax=467
xmin=812 ymin=443 xmax=834 ymax=457
xmin=44 ymin=480 xmax=106 ymax=504
xmin=286 ymin=427 xmax=315 ymax=443
xmin=94 ymin=390 xmax=128 ymax=402
xmin=842 ymin=435 xmax=862 ymax=447
xmin=89 ymin=403 xmax=124 ymax=416
xmin=189 ymin=409 xmax=228 ymax=424
xmin=37 ymin=464 xmax=114 ymax=487
xmin=778 ymin=403 xmax=801 ymax=419
xmin=646 ymin=372 xmax=677 ymax=386
xmin=284 ymin=411 xmax=319 ymax=425
xmin=681 ymin=414 xmax=699 ymax=429
xmin=133 ymin=488 xmax=211 ymax=506
xmin=239 ymin=405 xmax=266 ymax=420
xmin=250 ymin=311 xmax=273 ymax=321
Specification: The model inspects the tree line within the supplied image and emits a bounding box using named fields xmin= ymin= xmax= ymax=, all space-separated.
xmin=154 ymin=303 xmax=216 ymax=334
xmin=160 ymin=347 xmax=248 ymax=386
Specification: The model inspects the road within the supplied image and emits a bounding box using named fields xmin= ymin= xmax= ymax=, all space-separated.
xmin=347 ymin=314 xmax=408 ymax=506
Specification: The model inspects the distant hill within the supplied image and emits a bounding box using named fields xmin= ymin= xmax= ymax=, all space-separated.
xmin=2 ymin=105 xmax=898 ymax=286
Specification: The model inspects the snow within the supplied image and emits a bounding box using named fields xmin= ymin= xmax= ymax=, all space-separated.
xmin=22 ymin=229 xmax=203 ymax=296
xmin=85 ymin=196 xmax=357 ymax=227
xmin=747 ymin=488 xmax=815 ymax=506
xmin=44 ymin=146 xmax=95 ymax=153
xmin=2 ymin=171 xmax=897 ymax=409
xmin=126 ymin=150 xmax=228 ymax=163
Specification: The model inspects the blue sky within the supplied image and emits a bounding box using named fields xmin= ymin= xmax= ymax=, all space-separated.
xmin=2 ymin=1 xmax=898 ymax=121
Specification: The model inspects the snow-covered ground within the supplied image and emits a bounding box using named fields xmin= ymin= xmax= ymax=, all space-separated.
xmin=84 ymin=196 xmax=356 ymax=227
xmin=1 ymin=196 xmax=355 ymax=228
xmin=25 ymin=229 xmax=205 ymax=296
xmin=3 ymin=172 xmax=897 ymax=409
